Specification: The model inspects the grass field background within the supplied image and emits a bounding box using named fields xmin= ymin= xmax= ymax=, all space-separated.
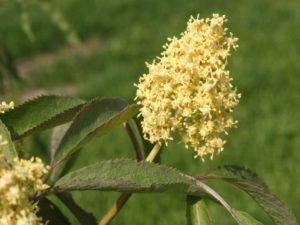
xmin=1 ymin=0 xmax=299 ymax=224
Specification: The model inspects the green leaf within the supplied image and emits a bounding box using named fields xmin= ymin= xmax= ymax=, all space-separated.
xmin=56 ymin=193 xmax=97 ymax=225
xmin=235 ymin=211 xmax=264 ymax=225
xmin=37 ymin=198 xmax=71 ymax=225
xmin=0 ymin=119 xmax=17 ymax=164
xmin=50 ymin=124 xmax=71 ymax=162
xmin=205 ymin=165 xmax=298 ymax=225
xmin=53 ymin=97 xmax=139 ymax=163
xmin=53 ymin=160 xmax=258 ymax=225
xmin=186 ymin=196 xmax=212 ymax=225
xmin=52 ymin=159 xmax=203 ymax=195
xmin=0 ymin=95 xmax=84 ymax=140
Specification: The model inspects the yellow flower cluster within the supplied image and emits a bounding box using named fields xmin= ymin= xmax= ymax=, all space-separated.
xmin=135 ymin=14 xmax=240 ymax=159
xmin=0 ymin=137 xmax=49 ymax=225
xmin=0 ymin=101 xmax=14 ymax=114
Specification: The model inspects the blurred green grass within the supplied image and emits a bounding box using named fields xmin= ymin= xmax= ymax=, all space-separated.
xmin=1 ymin=0 xmax=300 ymax=224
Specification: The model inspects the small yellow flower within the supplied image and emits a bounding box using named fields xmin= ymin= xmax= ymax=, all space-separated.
xmin=135 ymin=14 xmax=240 ymax=159
xmin=0 ymin=135 xmax=49 ymax=225
xmin=0 ymin=101 xmax=14 ymax=114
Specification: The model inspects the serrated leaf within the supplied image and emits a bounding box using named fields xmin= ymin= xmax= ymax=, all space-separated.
xmin=0 ymin=95 xmax=84 ymax=140
xmin=0 ymin=119 xmax=17 ymax=164
xmin=50 ymin=123 xmax=71 ymax=162
xmin=235 ymin=211 xmax=264 ymax=225
xmin=52 ymin=160 xmax=257 ymax=225
xmin=53 ymin=97 xmax=139 ymax=163
xmin=205 ymin=165 xmax=298 ymax=225
xmin=186 ymin=196 xmax=212 ymax=225
xmin=37 ymin=198 xmax=71 ymax=225
xmin=52 ymin=159 xmax=203 ymax=195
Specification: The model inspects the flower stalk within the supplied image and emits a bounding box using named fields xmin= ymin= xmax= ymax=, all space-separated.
xmin=98 ymin=142 xmax=162 ymax=225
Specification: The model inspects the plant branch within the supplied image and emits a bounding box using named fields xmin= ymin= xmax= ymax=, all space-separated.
xmin=98 ymin=142 xmax=162 ymax=225
xmin=98 ymin=193 xmax=131 ymax=225
xmin=189 ymin=176 xmax=241 ymax=224
xmin=123 ymin=121 xmax=143 ymax=161
xmin=56 ymin=192 xmax=97 ymax=225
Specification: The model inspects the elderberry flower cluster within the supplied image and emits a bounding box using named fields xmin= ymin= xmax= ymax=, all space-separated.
xmin=0 ymin=135 xmax=49 ymax=225
xmin=0 ymin=101 xmax=14 ymax=114
xmin=135 ymin=14 xmax=240 ymax=159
